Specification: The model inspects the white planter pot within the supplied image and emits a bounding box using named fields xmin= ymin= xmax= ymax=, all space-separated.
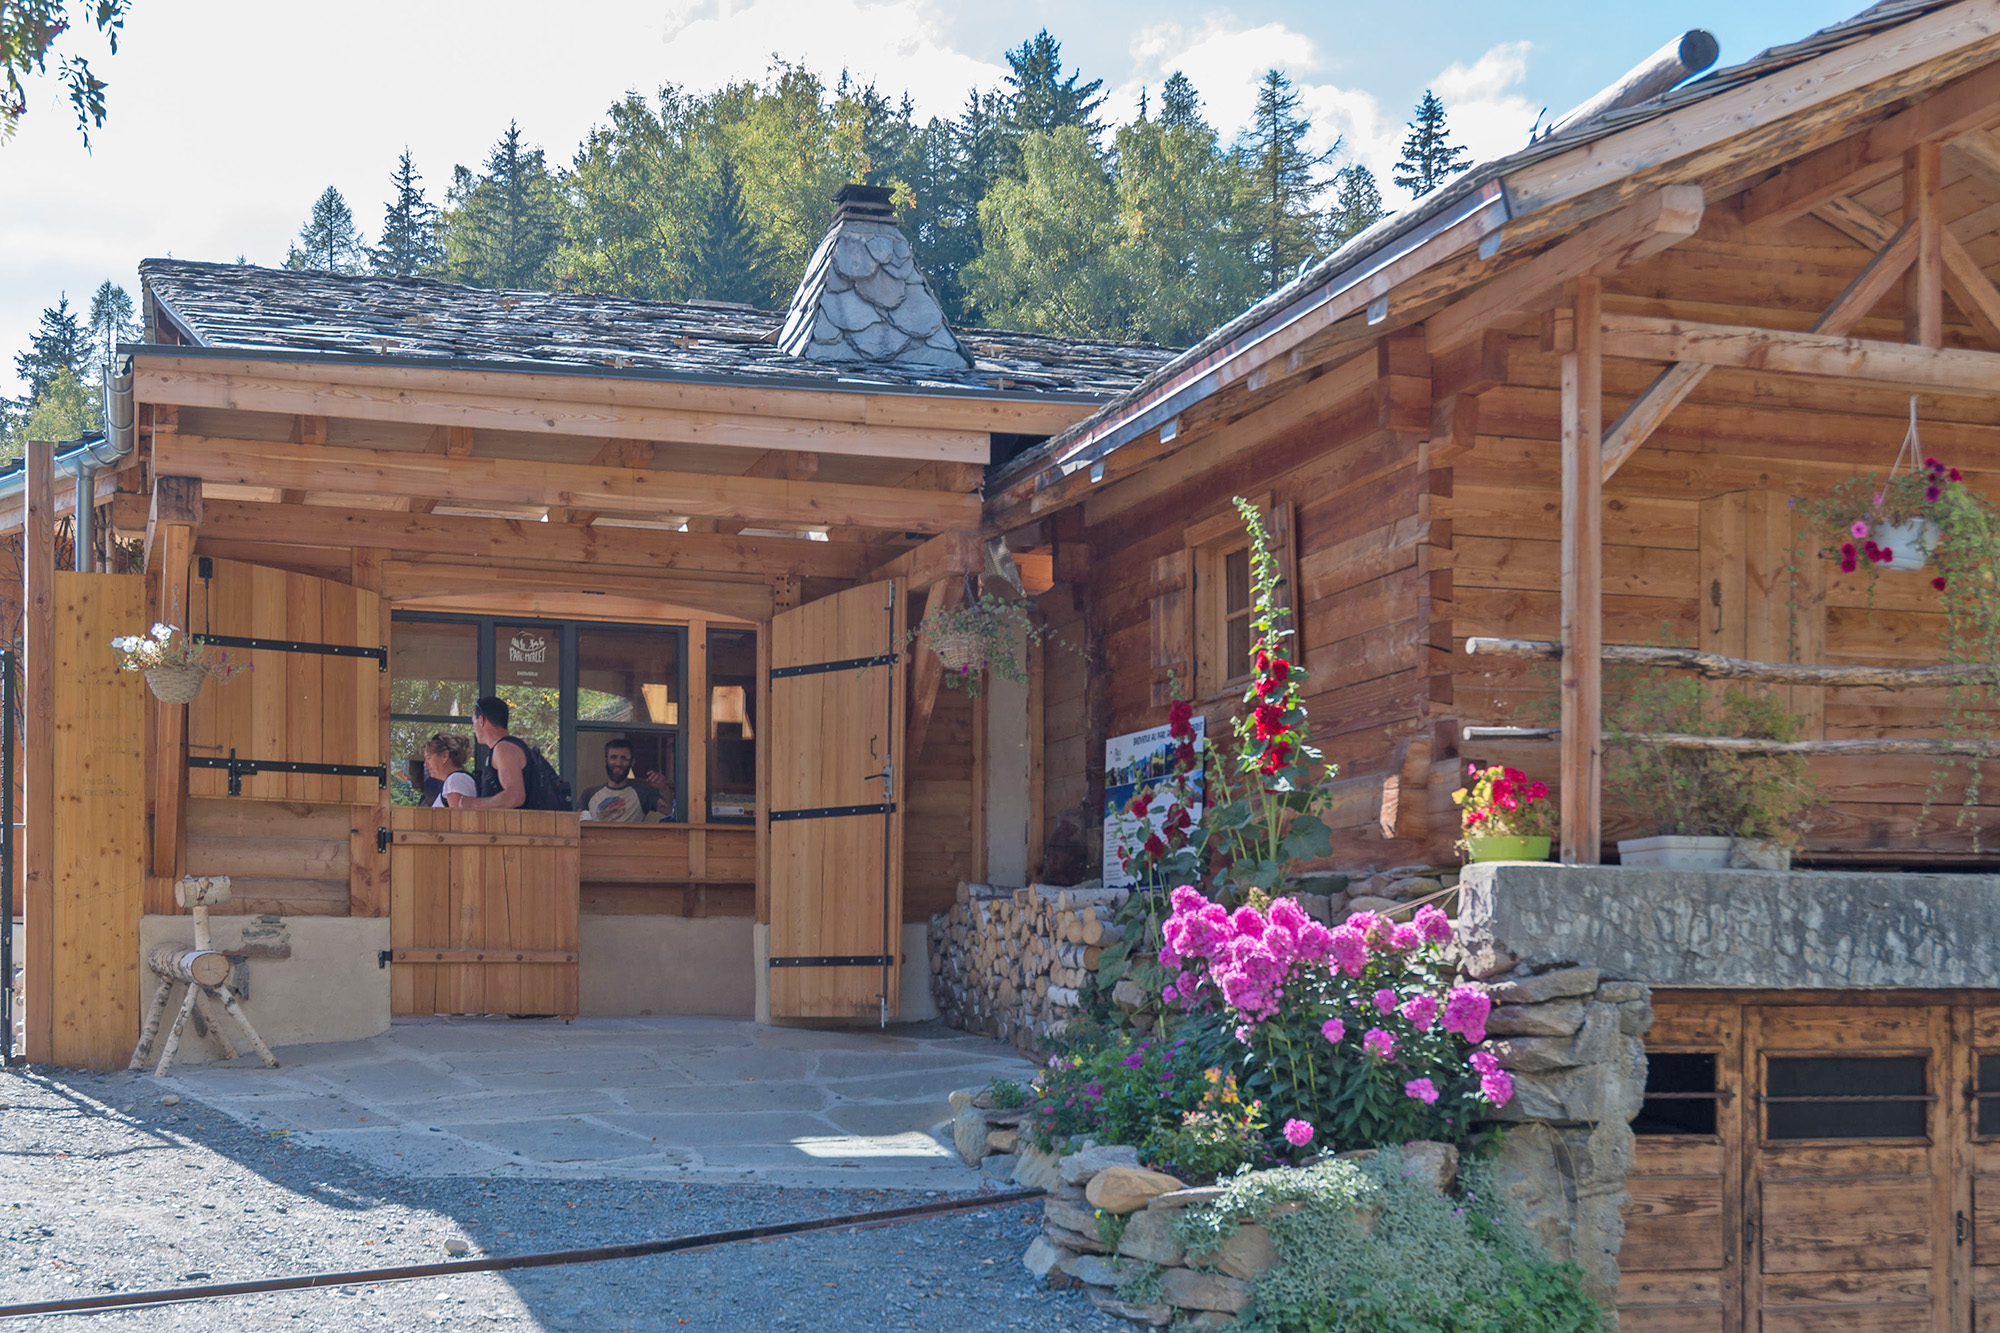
xmin=1617 ymin=835 xmax=1734 ymax=869
xmin=1727 ymin=839 xmax=1792 ymax=871
xmin=1870 ymin=518 xmax=1940 ymax=572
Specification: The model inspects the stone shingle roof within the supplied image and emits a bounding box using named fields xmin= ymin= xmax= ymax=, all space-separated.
xmin=139 ymin=258 xmax=1175 ymax=399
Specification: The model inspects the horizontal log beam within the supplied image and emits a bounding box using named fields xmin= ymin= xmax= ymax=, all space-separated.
xmin=869 ymin=529 xmax=984 ymax=587
xmin=132 ymin=356 xmax=1074 ymax=454
xmin=1598 ymin=313 xmax=2000 ymax=398
xmin=380 ymin=559 xmax=773 ymax=621
xmin=195 ymin=499 xmax=872 ymax=580
xmin=154 ymin=435 xmax=981 ymax=533
xmin=1465 ymin=636 xmax=1998 ymax=687
xmin=1462 ymin=725 xmax=2000 ymax=757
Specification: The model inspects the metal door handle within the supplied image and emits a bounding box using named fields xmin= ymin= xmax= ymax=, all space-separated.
xmin=861 ymin=763 xmax=894 ymax=801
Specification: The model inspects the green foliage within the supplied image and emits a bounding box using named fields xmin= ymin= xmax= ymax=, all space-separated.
xmin=964 ymin=126 xmax=1122 ymax=337
xmin=1003 ymin=30 xmax=1105 ymax=146
xmin=1111 ymin=102 xmax=1259 ymax=345
xmin=913 ymin=589 xmax=1079 ymax=699
xmin=86 ymin=281 xmax=136 ymax=371
xmin=1140 ymin=1067 xmax=1266 ymax=1182
xmin=371 ymin=149 xmax=444 ymax=277
xmin=1178 ymin=1153 xmax=1607 ymax=1333
xmin=12 ymin=364 xmax=97 ymax=454
xmin=986 ymin=1076 xmax=1027 ymax=1109
xmin=1021 ymin=1017 xmax=1221 ymax=1153
xmin=1603 ymin=660 xmax=1819 ymax=843
xmin=1114 ymin=1260 xmax=1165 ymax=1307
xmin=1235 ymin=70 xmax=1333 ymax=288
xmin=1392 ymin=90 xmax=1472 ymax=199
xmin=1325 ymin=165 xmax=1386 ymax=248
xmin=14 ymin=293 xmax=89 ymax=402
xmin=285 ymin=186 xmax=368 ymax=275
xmin=1 ymin=0 xmax=129 ymax=145
xmin=1094 ymin=1207 xmax=1129 ymax=1252
xmin=444 ymin=122 xmax=567 ymax=290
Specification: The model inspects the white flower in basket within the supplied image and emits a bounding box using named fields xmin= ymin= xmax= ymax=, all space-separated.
xmin=109 ymin=623 xmax=250 ymax=703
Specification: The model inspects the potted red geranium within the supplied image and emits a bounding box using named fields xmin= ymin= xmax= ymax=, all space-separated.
xmin=1452 ymin=763 xmax=1556 ymax=863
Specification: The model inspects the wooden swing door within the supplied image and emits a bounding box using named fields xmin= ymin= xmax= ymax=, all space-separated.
xmin=766 ymin=580 xmax=904 ymax=1022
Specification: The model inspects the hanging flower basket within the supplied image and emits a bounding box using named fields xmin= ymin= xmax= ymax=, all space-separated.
xmin=930 ymin=628 xmax=987 ymax=674
xmin=143 ymin=662 xmax=211 ymax=704
xmin=912 ymin=590 xmax=1080 ymax=699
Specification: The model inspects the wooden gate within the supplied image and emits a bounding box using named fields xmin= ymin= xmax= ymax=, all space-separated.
xmin=1622 ymin=996 xmax=1970 ymax=1331
xmin=388 ymin=807 xmax=580 ymax=1017
xmin=767 ymin=580 xmax=904 ymax=1021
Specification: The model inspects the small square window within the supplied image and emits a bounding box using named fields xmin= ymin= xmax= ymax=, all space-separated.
xmin=1765 ymin=1056 xmax=1927 ymax=1140
xmin=1634 ymin=1051 xmax=1719 ymax=1137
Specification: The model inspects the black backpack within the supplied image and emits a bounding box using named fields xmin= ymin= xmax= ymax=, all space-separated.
xmin=483 ymin=736 xmax=574 ymax=811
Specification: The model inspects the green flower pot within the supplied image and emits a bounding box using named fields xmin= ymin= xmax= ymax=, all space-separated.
xmin=1465 ymin=835 xmax=1551 ymax=863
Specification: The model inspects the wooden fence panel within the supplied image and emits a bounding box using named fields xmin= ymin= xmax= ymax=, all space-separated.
xmin=388 ymin=807 xmax=579 ymax=1017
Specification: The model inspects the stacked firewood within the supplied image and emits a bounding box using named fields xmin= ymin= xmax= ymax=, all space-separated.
xmin=929 ymin=882 xmax=1128 ymax=1053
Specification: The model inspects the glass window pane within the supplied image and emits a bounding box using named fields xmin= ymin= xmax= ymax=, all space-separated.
xmin=494 ymin=624 xmax=561 ymax=765
xmin=1225 ymin=615 xmax=1252 ymax=682
xmin=708 ymin=628 xmax=757 ymax=823
xmin=578 ymin=731 xmax=677 ymax=821
xmin=1979 ymin=1055 xmax=2000 ymax=1137
xmin=392 ymin=620 xmax=478 ymax=720
xmin=1765 ymin=1056 xmax=1927 ymax=1140
xmin=1634 ymin=1052 xmax=1718 ymax=1137
xmin=1224 ymin=547 xmax=1251 ymax=614
xmin=577 ymin=628 xmax=681 ymax=725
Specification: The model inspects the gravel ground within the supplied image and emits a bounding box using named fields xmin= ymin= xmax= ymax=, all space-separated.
xmin=0 ymin=1067 xmax=1128 ymax=1331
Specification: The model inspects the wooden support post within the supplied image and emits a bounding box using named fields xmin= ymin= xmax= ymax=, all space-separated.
xmin=1559 ymin=281 xmax=1604 ymax=865
xmin=146 ymin=477 xmax=201 ymax=898
xmin=1907 ymin=143 xmax=1945 ymax=349
xmin=22 ymin=441 xmax=54 ymax=1063
xmin=906 ymin=578 xmax=964 ymax=764
xmin=686 ymin=618 xmax=708 ymax=827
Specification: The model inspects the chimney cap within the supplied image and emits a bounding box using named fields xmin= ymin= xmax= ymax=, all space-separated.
xmin=831 ymin=182 xmax=898 ymax=224
xmin=834 ymin=182 xmax=894 ymax=206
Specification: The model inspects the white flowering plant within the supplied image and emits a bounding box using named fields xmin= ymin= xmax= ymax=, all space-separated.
xmin=108 ymin=623 xmax=248 ymax=681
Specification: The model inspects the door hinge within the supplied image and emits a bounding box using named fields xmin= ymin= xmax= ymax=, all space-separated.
xmin=376 ymin=826 xmax=391 ymax=854
xmin=377 ymin=949 xmax=393 ymax=970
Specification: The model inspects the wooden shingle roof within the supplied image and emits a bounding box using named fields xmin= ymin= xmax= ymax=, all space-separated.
xmin=138 ymin=259 xmax=1177 ymax=400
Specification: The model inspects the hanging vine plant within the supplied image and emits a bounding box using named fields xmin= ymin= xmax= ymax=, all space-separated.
xmin=1793 ymin=399 xmax=2000 ymax=831
xmin=912 ymin=587 xmax=1080 ymax=699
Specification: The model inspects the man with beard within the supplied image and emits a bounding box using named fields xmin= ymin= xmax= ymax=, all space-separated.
xmin=580 ymin=737 xmax=673 ymax=822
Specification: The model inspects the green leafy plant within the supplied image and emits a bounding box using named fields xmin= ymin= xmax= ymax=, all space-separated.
xmin=912 ymin=588 xmax=1078 ymax=699
xmin=1603 ymin=664 xmax=1818 ymax=846
xmin=1140 ymin=1066 xmax=1267 ymax=1182
xmin=1451 ymin=763 xmax=1557 ymax=850
xmin=986 ymin=1076 xmax=1027 ymax=1110
xmin=108 ymin=622 xmax=249 ymax=680
xmin=1021 ymin=1016 xmax=1220 ymax=1152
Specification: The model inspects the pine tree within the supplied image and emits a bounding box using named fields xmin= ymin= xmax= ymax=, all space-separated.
xmin=1004 ymin=31 xmax=1105 ymax=144
xmin=1325 ymin=164 xmax=1386 ymax=247
xmin=1234 ymin=70 xmax=1332 ymax=289
xmin=372 ymin=149 xmax=443 ymax=277
xmin=13 ymin=294 xmax=89 ymax=401
xmin=1392 ymin=90 xmax=1471 ymax=198
xmin=86 ymin=280 xmax=136 ymax=373
xmin=285 ymin=186 xmax=367 ymax=273
xmin=442 ymin=122 xmax=566 ymax=290
xmin=1158 ymin=71 xmax=1202 ymax=131
xmin=964 ymin=126 xmax=1123 ymax=336
xmin=690 ymin=151 xmax=772 ymax=306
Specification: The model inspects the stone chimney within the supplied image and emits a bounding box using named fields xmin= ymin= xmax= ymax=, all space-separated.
xmin=777 ymin=183 xmax=972 ymax=370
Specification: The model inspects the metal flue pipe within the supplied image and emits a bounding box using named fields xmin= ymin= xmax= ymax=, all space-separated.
xmin=1549 ymin=30 xmax=1720 ymax=137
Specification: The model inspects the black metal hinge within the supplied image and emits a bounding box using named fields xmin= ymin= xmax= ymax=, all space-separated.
xmin=191 ymin=749 xmax=389 ymax=796
xmin=769 ymin=955 xmax=900 ymax=968
xmin=769 ymin=802 xmax=896 ymax=822
xmin=194 ymin=633 xmax=388 ymax=672
xmin=377 ymin=950 xmax=393 ymax=970
xmin=770 ymin=652 xmax=897 ymax=680
xmin=376 ymin=827 xmax=391 ymax=854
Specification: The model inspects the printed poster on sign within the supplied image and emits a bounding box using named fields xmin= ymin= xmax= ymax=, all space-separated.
xmin=1102 ymin=715 xmax=1204 ymax=889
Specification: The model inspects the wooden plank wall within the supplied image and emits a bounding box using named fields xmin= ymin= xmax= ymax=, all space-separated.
xmin=904 ymin=683 xmax=976 ymax=921
xmin=577 ymin=824 xmax=755 ymax=917
xmin=52 ymin=572 xmax=146 ymax=1070
xmin=389 ymin=807 xmax=580 ymax=1017
xmin=182 ymin=797 xmax=354 ymax=917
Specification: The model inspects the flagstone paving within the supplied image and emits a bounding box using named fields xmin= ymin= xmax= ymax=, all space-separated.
xmin=160 ymin=1015 xmax=1039 ymax=1188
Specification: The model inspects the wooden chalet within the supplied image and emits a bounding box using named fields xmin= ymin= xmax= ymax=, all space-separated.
xmin=9 ymin=183 xmax=1172 ymax=1068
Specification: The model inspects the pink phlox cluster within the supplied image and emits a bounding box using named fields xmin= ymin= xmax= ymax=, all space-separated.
xmin=1328 ymin=925 xmax=1368 ymax=977
xmin=1159 ymin=890 xmax=1332 ymax=1021
xmin=1413 ymin=904 xmax=1453 ymax=944
xmin=1372 ymin=988 xmax=1398 ymax=1015
xmin=1282 ymin=1118 xmax=1315 ymax=1147
xmin=1320 ymin=1018 xmax=1345 ymax=1044
xmin=1442 ymin=986 xmax=1492 ymax=1044
xmin=1400 ymin=993 xmax=1438 ymax=1032
xmin=1403 ymin=1077 xmax=1439 ymax=1105
xmin=1363 ymin=1027 xmax=1396 ymax=1060
xmin=1469 ymin=1049 xmax=1513 ymax=1106
xmin=1389 ymin=923 xmax=1421 ymax=952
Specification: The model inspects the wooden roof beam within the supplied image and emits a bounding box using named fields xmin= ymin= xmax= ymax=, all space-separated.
xmin=1600 ymin=311 xmax=2000 ymax=398
xmin=869 ymin=530 xmax=984 ymax=587
xmin=1739 ymin=58 xmax=2000 ymax=231
xmin=1426 ymin=186 xmax=1704 ymax=357
xmin=154 ymin=435 xmax=982 ymax=534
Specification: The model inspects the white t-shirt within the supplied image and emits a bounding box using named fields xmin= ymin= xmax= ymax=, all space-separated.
xmin=431 ymin=771 xmax=477 ymax=807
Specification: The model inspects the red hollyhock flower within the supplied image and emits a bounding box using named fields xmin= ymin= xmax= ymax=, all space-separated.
xmin=1951 ymin=468 xmax=1964 ymax=482
xmin=1144 ymin=833 xmax=1167 ymax=857
xmin=1254 ymin=649 xmax=1270 ymax=673
xmin=1167 ymin=698 xmax=1194 ymax=739
xmin=1175 ymin=741 xmax=1196 ymax=767
xmin=1254 ymin=676 xmax=1280 ymax=699
xmin=1129 ymin=793 xmax=1151 ymax=818
xmin=1268 ymin=657 xmax=1291 ymax=682
xmin=1253 ymin=703 xmax=1286 ymax=739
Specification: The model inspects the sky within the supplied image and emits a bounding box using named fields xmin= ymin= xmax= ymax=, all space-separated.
xmin=1 ymin=0 xmax=1864 ymax=400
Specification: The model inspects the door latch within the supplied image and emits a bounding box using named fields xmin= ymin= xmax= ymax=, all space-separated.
xmin=861 ymin=762 xmax=895 ymax=802
xmin=1959 ymin=1209 xmax=1969 ymax=1246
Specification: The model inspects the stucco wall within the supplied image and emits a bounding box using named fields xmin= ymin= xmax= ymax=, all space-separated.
xmin=580 ymin=914 xmax=755 ymax=1016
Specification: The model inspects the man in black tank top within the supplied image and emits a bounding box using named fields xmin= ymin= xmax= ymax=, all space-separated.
xmin=461 ymin=695 xmax=529 ymax=810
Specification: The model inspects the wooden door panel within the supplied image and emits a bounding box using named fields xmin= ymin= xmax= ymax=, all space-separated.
xmin=1755 ymin=1005 xmax=1935 ymax=1050
xmin=1624 ymin=1176 xmax=1727 ymax=1271
xmin=767 ymin=580 xmax=904 ymax=1021
xmin=388 ymin=808 xmax=579 ymax=1017
xmin=1759 ymin=1178 xmax=1934 ymax=1272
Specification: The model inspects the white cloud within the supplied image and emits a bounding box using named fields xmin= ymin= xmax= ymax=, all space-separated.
xmin=1428 ymin=41 xmax=1542 ymax=166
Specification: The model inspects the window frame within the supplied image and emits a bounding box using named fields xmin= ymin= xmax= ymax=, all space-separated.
xmin=390 ymin=612 xmax=688 ymax=821
xmin=1183 ymin=494 xmax=1293 ymax=700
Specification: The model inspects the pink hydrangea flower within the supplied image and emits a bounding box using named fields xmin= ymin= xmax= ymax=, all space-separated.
xmin=1443 ymin=986 xmax=1492 ymax=1044
xmin=1400 ymin=994 xmax=1439 ymax=1032
xmin=1404 ymin=1077 xmax=1439 ymax=1104
xmin=1372 ymin=988 xmax=1398 ymax=1015
xmin=1282 ymin=1118 xmax=1314 ymax=1147
xmin=1321 ymin=1018 xmax=1345 ymax=1044
xmin=1363 ymin=1027 xmax=1396 ymax=1060
xmin=1413 ymin=903 xmax=1453 ymax=944
xmin=1230 ymin=904 xmax=1268 ymax=940
xmin=1480 ymin=1068 xmax=1513 ymax=1106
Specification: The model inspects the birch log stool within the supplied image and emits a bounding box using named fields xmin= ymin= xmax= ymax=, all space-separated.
xmin=129 ymin=875 xmax=280 ymax=1075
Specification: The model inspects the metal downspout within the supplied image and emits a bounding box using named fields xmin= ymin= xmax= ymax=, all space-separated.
xmin=50 ymin=356 xmax=136 ymax=573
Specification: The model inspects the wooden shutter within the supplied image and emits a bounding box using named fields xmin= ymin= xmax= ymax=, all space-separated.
xmin=1150 ymin=548 xmax=1193 ymax=707
xmin=767 ymin=579 xmax=905 ymax=1021
xmin=185 ymin=557 xmax=384 ymax=803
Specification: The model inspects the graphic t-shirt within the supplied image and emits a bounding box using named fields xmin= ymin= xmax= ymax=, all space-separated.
xmin=582 ymin=781 xmax=664 ymax=823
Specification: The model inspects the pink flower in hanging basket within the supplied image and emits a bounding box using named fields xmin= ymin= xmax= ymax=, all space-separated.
xmin=1850 ymin=520 xmax=1870 ymax=540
